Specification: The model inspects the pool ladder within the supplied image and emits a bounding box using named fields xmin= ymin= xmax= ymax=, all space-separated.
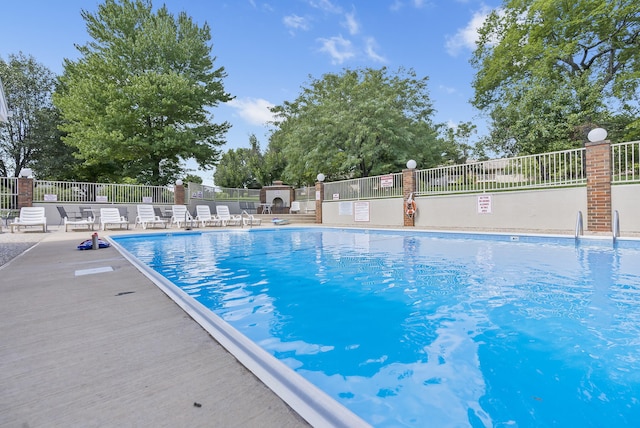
xmin=240 ymin=210 xmax=251 ymax=229
xmin=183 ymin=210 xmax=193 ymax=230
xmin=575 ymin=210 xmax=621 ymax=243
xmin=575 ymin=211 xmax=583 ymax=242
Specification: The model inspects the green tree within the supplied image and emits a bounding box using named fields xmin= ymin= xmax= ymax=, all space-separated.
xmin=54 ymin=0 xmax=232 ymax=185
xmin=261 ymin=136 xmax=287 ymax=185
xmin=0 ymin=53 xmax=64 ymax=177
xmin=214 ymin=149 xmax=250 ymax=188
xmin=268 ymin=67 xmax=443 ymax=185
xmin=472 ymin=0 xmax=640 ymax=155
xmin=214 ymin=134 xmax=265 ymax=188
xmin=439 ymin=121 xmax=479 ymax=164
xmin=29 ymin=106 xmax=83 ymax=180
xmin=183 ymin=173 xmax=202 ymax=184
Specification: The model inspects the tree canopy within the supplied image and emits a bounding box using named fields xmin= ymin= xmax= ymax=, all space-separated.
xmin=0 ymin=53 xmax=64 ymax=178
xmin=214 ymin=134 xmax=264 ymax=188
xmin=472 ymin=0 xmax=640 ymax=155
xmin=54 ymin=0 xmax=232 ymax=185
xmin=267 ymin=67 xmax=444 ymax=185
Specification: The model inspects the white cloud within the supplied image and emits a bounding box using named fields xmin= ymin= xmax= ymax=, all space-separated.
xmin=307 ymin=0 xmax=342 ymax=14
xmin=249 ymin=0 xmax=273 ymax=13
xmin=445 ymin=6 xmax=492 ymax=56
xmin=343 ymin=11 xmax=359 ymax=35
xmin=227 ymin=97 xmax=276 ymax=126
xmin=390 ymin=0 xmax=432 ymax=11
xmin=317 ymin=35 xmax=355 ymax=64
xmin=439 ymin=84 xmax=457 ymax=94
xmin=283 ymin=14 xmax=310 ymax=32
xmin=364 ymin=37 xmax=386 ymax=63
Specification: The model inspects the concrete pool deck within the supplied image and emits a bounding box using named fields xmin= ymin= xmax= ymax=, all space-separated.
xmin=0 ymin=226 xmax=309 ymax=427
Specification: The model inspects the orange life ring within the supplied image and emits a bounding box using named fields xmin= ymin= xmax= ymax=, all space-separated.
xmin=405 ymin=199 xmax=417 ymax=217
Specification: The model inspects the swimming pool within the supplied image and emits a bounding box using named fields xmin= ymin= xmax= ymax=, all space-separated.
xmin=111 ymin=228 xmax=640 ymax=427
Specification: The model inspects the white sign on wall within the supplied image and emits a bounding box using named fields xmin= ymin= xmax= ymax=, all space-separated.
xmin=380 ymin=174 xmax=393 ymax=188
xmin=354 ymin=201 xmax=370 ymax=222
xmin=44 ymin=194 xmax=57 ymax=202
xmin=142 ymin=196 xmax=153 ymax=203
xmin=477 ymin=195 xmax=492 ymax=214
xmin=96 ymin=195 xmax=108 ymax=203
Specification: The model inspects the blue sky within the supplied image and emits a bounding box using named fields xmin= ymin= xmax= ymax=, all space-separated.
xmin=1 ymin=0 xmax=501 ymax=184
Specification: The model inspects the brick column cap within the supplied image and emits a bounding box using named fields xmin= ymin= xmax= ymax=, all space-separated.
xmin=584 ymin=139 xmax=611 ymax=148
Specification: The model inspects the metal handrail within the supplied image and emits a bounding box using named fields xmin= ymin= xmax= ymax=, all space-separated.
xmin=613 ymin=210 xmax=620 ymax=242
xmin=183 ymin=209 xmax=193 ymax=230
xmin=241 ymin=210 xmax=251 ymax=229
xmin=575 ymin=211 xmax=583 ymax=241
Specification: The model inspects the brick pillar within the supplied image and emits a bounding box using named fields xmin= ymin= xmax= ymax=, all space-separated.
xmin=403 ymin=168 xmax=417 ymax=227
xmin=585 ymin=139 xmax=611 ymax=232
xmin=315 ymin=181 xmax=324 ymax=224
xmin=17 ymin=177 xmax=34 ymax=209
xmin=174 ymin=183 xmax=185 ymax=206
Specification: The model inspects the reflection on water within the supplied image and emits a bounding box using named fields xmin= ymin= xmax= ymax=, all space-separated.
xmin=117 ymin=230 xmax=640 ymax=427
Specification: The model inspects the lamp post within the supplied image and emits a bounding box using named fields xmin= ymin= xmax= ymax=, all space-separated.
xmin=315 ymin=173 xmax=325 ymax=224
xmin=584 ymin=127 xmax=611 ymax=232
xmin=17 ymin=168 xmax=34 ymax=209
xmin=403 ymin=160 xmax=417 ymax=227
xmin=174 ymin=179 xmax=185 ymax=205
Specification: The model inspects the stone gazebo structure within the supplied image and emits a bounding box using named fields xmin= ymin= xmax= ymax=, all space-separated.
xmin=259 ymin=181 xmax=295 ymax=214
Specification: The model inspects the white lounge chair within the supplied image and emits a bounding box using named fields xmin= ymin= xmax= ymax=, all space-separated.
xmin=10 ymin=207 xmax=47 ymax=233
xmin=242 ymin=212 xmax=262 ymax=226
xmin=135 ymin=204 xmax=168 ymax=229
xmin=100 ymin=208 xmax=129 ymax=230
xmin=195 ymin=205 xmax=222 ymax=227
xmin=58 ymin=205 xmax=96 ymax=232
xmin=216 ymin=205 xmax=241 ymax=226
xmin=171 ymin=205 xmax=194 ymax=228
xmin=290 ymin=201 xmax=301 ymax=214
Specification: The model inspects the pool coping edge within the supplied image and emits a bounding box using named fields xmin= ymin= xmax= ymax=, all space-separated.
xmin=106 ymin=236 xmax=371 ymax=428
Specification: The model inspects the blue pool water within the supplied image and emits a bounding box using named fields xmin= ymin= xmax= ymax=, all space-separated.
xmin=112 ymin=228 xmax=640 ymax=427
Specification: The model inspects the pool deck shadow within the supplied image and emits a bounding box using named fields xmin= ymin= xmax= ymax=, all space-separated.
xmin=0 ymin=227 xmax=309 ymax=428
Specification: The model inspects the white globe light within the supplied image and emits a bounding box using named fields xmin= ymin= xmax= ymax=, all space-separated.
xmin=175 ymin=179 xmax=183 ymax=186
xmin=587 ymin=128 xmax=607 ymax=142
xmin=19 ymin=168 xmax=33 ymax=178
xmin=406 ymin=159 xmax=417 ymax=169
xmin=316 ymin=173 xmax=325 ymax=182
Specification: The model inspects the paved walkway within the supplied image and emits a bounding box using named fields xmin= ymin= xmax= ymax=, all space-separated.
xmin=0 ymin=227 xmax=308 ymax=428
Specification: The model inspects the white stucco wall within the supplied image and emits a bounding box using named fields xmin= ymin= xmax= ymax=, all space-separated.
xmin=321 ymin=187 xmax=592 ymax=233
xmin=413 ymin=188 xmax=587 ymax=232
xmin=612 ymin=184 xmax=640 ymax=233
xmin=321 ymin=198 xmax=404 ymax=226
